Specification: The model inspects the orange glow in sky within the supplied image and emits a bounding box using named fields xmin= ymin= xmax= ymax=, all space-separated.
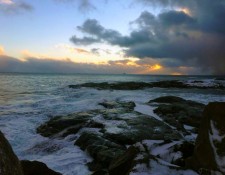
xmin=149 ymin=64 xmax=162 ymax=71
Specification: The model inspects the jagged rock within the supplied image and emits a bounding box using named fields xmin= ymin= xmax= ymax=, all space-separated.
xmin=75 ymin=132 xmax=126 ymax=169
xmin=149 ymin=96 xmax=205 ymax=132
xmin=38 ymin=101 xmax=181 ymax=142
xmin=37 ymin=112 xmax=95 ymax=137
xmin=21 ymin=160 xmax=62 ymax=175
xmin=99 ymin=101 xmax=135 ymax=111
xmin=172 ymin=141 xmax=195 ymax=167
xmin=186 ymin=102 xmax=225 ymax=174
xmin=109 ymin=146 xmax=139 ymax=175
xmin=38 ymin=100 xmax=182 ymax=173
xmin=103 ymin=114 xmax=181 ymax=145
xmin=0 ymin=131 xmax=23 ymax=175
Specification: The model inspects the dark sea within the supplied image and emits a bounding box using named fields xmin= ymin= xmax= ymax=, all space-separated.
xmin=0 ymin=73 xmax=225 ymax=175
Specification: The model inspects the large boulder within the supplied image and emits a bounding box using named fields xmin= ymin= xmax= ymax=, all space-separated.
xmin=75 ymin=132 xmax=126 ymax=170
xmin=149 ymin=96 xmax=205 ymax=133
xmin=37 ymin=112 xmax=95 ymax=137
xmin=0 ymin=131 xmax=24 ymax=175
xmin=186 ymin=102 xmax=225 ymax=174
xmin=109 ymin=146 xmax=139 ymax=175
xmin=103 ymin=114 xmax=181 ymax=145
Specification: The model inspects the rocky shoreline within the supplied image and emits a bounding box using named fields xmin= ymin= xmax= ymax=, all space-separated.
xmin=1 ymin=95 xmax=225 ymax=175
xmin=69 ymin=80 xmax=225 ymax=90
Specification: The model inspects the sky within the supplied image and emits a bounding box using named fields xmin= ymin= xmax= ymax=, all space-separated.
xmin=0 ymin=0 xmax=225 ymax=75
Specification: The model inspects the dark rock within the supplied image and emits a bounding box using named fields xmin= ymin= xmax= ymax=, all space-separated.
xmin=69 ymin=81 xmax=188 ymax=90
xmin=0 ymin=131 xmax=23 ymax=175
xmin=86 ymin=120 xmax=105 ymax=129
xmin=173 ymin=141 xmax=195 ymax=167
xmin=186 ymin=102 xmax=225 ymax=174
xmin=104 ymin=114 xmax=181 ymax=145
xmin=191 ymin=80 xmax=204 ymax=83
xmin=75 ymin=132 xmax=126 ymax=168
xmin=151 ymin=80 xmax=188 ymax=88
xmin=99 ymin=101 xmax=135 ymax=111
xmin=37 ymin=101 xmax=136 ymax=138
xmin=69 ymin=80 xmax=224 ymax=90
xmin=109 ymin=146 xmax=139 ymax=175
xmin=25 ymin=140 xmax=63 ymax=154
xmin=21 ymin=160 xmax=61 ymax=175
xmin=215 ymin=77 xmax=225 ymax=81
xmin=149 ymin=96 xmax=186 ymax=103
xmin=92 ymin=169 xmax=109 ymax=175
xmin=37 ymin=112 xmax=94 ymax=137
xmin=69 ymin=82 xmax=153 ymax=90
xmin=37 ymin=100 xmax=183 ymax=173
xmin=150 ymin=96 xmax=205 ymax=131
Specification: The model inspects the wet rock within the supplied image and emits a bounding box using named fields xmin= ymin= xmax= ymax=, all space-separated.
xmin=109 ymin=146 xmax=139 ymax=175
xmin=25 ymin=140 xmax=63 ymax=154
xmin=191 ymin=80 xmax=204 ymax=83
xmin=150 ymin=96 xmax=205 ymax=131
xmin=149 ymin=96 xmax=187 ymax=104
xmin=69 ymin=80 xmax=224 ymax=90
xmin=69 ymin=82 xmax=153 ymax=90
xmin=92 ymin=170 xmax=109 ymax=175
xmin=99 ymin=101 xmax=135 ymax=111
xmin=172 ymin=141 xmax=195 ymax=167
xmin=75 ymin=132 xmax=126 ymax=169
xmin=215 ymin=77 xmax=225 ymax=81
xmin=151 ymin=80 xmax=188 ymax=88
xmin=69 ymin=81 xmax=187 ymax=90
xmin=0 ymin=131 xmax=23 ymax=175
xmin=104 ymin=114 xmax=181 ymax=145
xmin=37 ymin=100 xmax=183 ymax=173
xmin=21 ymin=160 xmax=61 ymax=175
xmin=37 ymin=112 xmax=95 ymax=137
xmin=186 ymin=102 xmax=225 ymax=174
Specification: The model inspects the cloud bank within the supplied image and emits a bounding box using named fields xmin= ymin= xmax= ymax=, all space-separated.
xmin=70 ymin=0 xmax=225 ymax=75
xmin=0 ymin=54 xmax=200 ymax=75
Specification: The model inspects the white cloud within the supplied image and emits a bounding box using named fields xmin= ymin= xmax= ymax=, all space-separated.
xmin=0 ymin=0 xmax=14 ymax=5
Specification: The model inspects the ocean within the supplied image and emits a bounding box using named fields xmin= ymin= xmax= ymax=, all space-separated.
xmin=0 ymin=73 xmax=225 ymax=175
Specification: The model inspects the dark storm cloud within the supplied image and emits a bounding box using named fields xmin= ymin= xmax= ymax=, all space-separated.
xmin=138 ymin=0 xmax=225 ymax=34
xmin=70 ymin=0 xmax=225 ymax=74
xmin=70 ymin=10 xmax=196 ymax=47
xmin=70 ymin=19 xmax=155 ymax=47
xmin=158 ymin=11 xmax=196 ymax=26
xmin=0 ymin=1 xmax=33 ymax=15
xmin=70 ymin=35 xmax=100 ymax=45
xmin=73 ymin=19 xmax=125 ymax=45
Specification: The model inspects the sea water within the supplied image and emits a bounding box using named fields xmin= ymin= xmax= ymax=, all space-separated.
xmin=0 ymin=73 xmax=225 ymax=174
